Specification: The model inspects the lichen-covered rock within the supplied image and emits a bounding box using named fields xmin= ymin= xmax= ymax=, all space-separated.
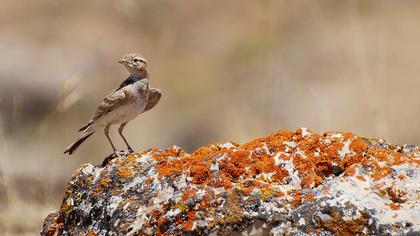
xmin=41 ymin=128 xmax=420 ymax=235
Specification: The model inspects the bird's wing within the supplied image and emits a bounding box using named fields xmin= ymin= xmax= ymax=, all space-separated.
xmin=92 ymin=89 xmax=128 ymax=120
xmin=79 ymin=89 xmax=127 ymax=131
xmin=144 ymin=88 xmax=161 ymax=112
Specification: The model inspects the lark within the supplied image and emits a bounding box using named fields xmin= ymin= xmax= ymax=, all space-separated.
xmin=64 ymin=54 xmax=161 ymax=155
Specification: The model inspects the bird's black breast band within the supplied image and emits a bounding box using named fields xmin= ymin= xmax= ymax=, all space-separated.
xmin=116 ymin=75 xmax=142 ymax=91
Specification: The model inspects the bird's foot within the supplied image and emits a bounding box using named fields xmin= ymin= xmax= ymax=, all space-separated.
xmin=127 ymin=148 xmax=134 ymax=154
xmin=102 ymin=153 xmax=116 ymax=167
xmin=101 ymin=151 xmax=124 ymax=167
xmin=114 ymin=150 xmax=125 ymax=157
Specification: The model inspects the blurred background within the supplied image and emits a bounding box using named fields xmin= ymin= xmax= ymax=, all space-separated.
xmin=1 ymin=0 xmax=420 ymax=234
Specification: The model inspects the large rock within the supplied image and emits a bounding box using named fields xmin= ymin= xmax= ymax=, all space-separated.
xmin=41 ymin=128 xmax=419 ymax=235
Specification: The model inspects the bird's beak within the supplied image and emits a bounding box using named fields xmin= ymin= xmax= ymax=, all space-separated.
xmin=118 ymin=59 xmax=126 ymax=64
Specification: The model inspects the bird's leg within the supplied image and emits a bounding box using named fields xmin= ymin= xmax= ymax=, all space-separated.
xmin=118 ymin=122 xmax=133 ymax=153
xmin=104 ymin=124 xmax=118 ymax=154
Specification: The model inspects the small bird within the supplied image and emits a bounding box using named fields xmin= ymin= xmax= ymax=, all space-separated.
xmin=64 ymin=54 xmax=161 ymax=155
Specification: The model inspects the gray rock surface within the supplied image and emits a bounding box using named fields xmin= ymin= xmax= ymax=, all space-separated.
xmin=41 ymin=128 xmax=419 ymax=235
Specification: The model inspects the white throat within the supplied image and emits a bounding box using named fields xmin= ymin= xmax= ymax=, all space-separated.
xmin=125 ymin=65 xmax=148 ymax=78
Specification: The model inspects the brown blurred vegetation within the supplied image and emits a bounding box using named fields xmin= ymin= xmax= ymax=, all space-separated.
xmin=0 ymin=0 xmax=420 ymax=234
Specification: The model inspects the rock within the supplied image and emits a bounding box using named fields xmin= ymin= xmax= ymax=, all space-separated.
xmin=41 ymin=128 xmax=420 ymax=235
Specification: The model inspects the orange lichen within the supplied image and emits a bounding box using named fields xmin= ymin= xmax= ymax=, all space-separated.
xmin=370 ymin=162 xmax=392 ymax=181
xmin=192 ymin=142 xmax=238 ymax=157
xmin=359 ymin=213 xmax=368 ymax=222
xmin=250 ymin=152 xmax=273 ymax=176
xmin=292 ymin=154 xmax=321 ymax=188
xmin=342 ymin=132 xmax=354 ymax=140
xmin=349 ymin=137 xmax=368 ymax=157
xmin=412 ymin=156 xmax=420 ymax=165
xmin=240 ymin=182 xmax=255 ymax=195
xmin=198 ymin=193 xmax=212 ymax=210
xmin=398 ymin=173 xmax=407 ymax=180
xmin=356 ymin=175 xmax=366 ymax=181
xmin=304 ymin=192 xmax=315 ymax=202
xmin=100 ymin=178 xmax=111 ymax=188
xmin=117 ymin=166 xmax=132 ymax=178
xmin=93 ymin=177 xmax=112 ymax=195
xmin=389 ymin=203 xmax=401 ymax=210
xmin=155 ymin=216 xmax=169 ymax=236
xmin=373 ymin=151 xmax=389 ymax=162
xmin=289 ymin=190 xmax=302 ymax=207
xmin=316 ymin=161 xmax=334 ymax=177
xmin=297 ymin=134 xmax=321 ymax=154
xmin=148 ymin=129 xmax=413 ymax=195
xmin=190 ymin=163 xmax=212 ymax=184
xmin=344 ymin=165 xmax=356 ymax=176
xmin=126 ymin=154 xmax=137 ymax=163
xmin=156 ymin=159 xmax=183 ymax=178
xmin=136 ymin=128 xmax=416 ymax=232
xmin=271 ymin=167 xmax=289 ymax=183
xmin=46 ymin=215 xmax=64 ymax=236
xmin=144 ymin=177 xmax=153 ymax=186
xmin=320 ymin=139 xmax=343 ymax=163
xmin=220 ymin=158 xmax=246 ymax=179
xmin=150 ymin=209 xmax=161 ymax=218
xmin=219 ymin=174 xmax=233 ymax=189
xmin=182 ymin=188 xmax=197 ymax=201
xmin=259 ymin=184 xmax=277 ymax=200
xmin=180 ymin=211 xmax=196 ymax=231
xmin=241 ymin=130 xmax=294 ymax=152
xmin=372 ymin=184 xmax=387 ymax=198
xmin=154 ymin=147 xmax=185 ymax=161
xmin=156 ymin=216 xmax=167 ymax=226
xmin=275 ymin=190 xmax=285 ymax=197
xmin=320 ymin=210 xmax=368 ymax=235
xmin=392 ymin=153 xmax=405 ymax=165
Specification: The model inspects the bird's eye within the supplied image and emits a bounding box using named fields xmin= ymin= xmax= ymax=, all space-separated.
xmin=133 ymin=58 xmax=139 ymax=63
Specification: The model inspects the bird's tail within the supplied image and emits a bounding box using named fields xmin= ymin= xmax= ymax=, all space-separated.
xmin=64 ymin=130 xmax=95 ymax=155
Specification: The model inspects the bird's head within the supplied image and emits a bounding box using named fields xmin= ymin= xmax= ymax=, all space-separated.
xmin=118 ymin=54 xmax=148 ymax=77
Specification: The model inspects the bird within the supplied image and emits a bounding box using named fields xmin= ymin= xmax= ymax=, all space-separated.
xmin=64 ymin=54 xmax=161 ymax=155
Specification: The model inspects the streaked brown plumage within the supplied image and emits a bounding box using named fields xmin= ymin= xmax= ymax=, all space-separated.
xmin=64 ymin=54 xmax=161 ymax=155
